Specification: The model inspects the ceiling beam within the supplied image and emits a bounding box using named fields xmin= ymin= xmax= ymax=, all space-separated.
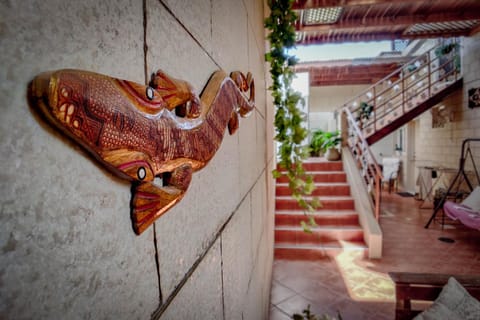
xmin=469 ymin=23 xmax=480 ymax=36
xmin=296 ymin=64 xmax=400 ymax=72
xmin=310 ymin=77 xmax=381 ymax=85
xmin=292 ymin=0 xmax=425 ymax=10
xmin=298 ymin=12 xmax=480 ymax=32
xmin=297 ymin=62 xmax=401 ymax=86
xmin=299 ymin=31 xmax=403 ymax=43
xmin=297 ymin=28 xmax=472 ymax=44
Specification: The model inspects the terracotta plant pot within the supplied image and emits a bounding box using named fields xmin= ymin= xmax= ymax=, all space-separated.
xmin=325 ymin=148 xmax=341 ymax=161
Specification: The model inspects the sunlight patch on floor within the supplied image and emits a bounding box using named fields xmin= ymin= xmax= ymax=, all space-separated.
xmin=335 ymin=241 xmax=395 ymax=303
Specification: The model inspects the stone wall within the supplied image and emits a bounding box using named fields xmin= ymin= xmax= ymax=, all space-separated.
xmin=415 ymin=35 xmax=480 ymax=172
xmin=0 ymin=1 xmax=274 ymax=319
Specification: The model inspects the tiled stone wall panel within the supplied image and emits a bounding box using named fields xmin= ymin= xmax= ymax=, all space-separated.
xmin=0 ymin=1 xmax=158 ymax=319
xmin=162 ymin=0 xmax=213 ymax=55
xmin=211 ymin=0 xmax=249 ymax=71
xmin=243 ymin=240 xmax=270 ymax=320
xmin=145 ymin=0 xmax=217 ymax=90
xmin=257 ymin=111 xmax=268 ymax=176
xmin=238 ymin=111 xmax=262 ymax=197
xmin=251 ymin=172 xmax=267 ymax=261
xmin=221 ymin=195 xmax=253 ymax=320
xmin=160 ymin=241 xmax=224 ymax=320
xmin=145 ymin=0 xmax=243 ymax=300
xmin=248 ymin=21 xmax=268 ymax=118
xmin=415 ymin=35 xmax=480 ymax=173
xmin=155 ymin=132 xmax=241 ymax=299
xmin=244 ymin=0 xmax=266 ymax=52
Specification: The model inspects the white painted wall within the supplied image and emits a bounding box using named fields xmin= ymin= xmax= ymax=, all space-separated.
xmin=309 ymin=84 xmax=369 ymax=133
xmin=414 ymin=35 xmax=480 ymax=189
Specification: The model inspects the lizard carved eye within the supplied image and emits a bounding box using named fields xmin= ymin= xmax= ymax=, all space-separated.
xmin=146 ymin=87 xmax=155 ymax=100
xmin=137 ymin=167 xmax=146 ymax=180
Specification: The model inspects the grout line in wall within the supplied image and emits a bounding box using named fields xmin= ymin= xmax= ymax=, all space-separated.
xmin=143 ymin=0 xmax=149 ymax=85
xmin=220 ymin=237 xmax=226 ymax=320
xmin=144 ymin=0 xmax=163 ymax=306
xmin=152 ymin=223 xmax=163 ymax=303
xmin=248 ymin=192 xmax=255 ymax=290
xmin=158 ymin=0 xmax=220 ymax=69
xmin=210 ymin=0 xmax=213 ymax=58
xmin=150 ymin=166 xmax=269 ymax=320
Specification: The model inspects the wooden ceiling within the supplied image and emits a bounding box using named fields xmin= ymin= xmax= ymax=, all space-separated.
xmin=292 ymin=0 xmax=480 ymax=86
xmin=294 ymin=0 xmax=480 ymax=45
xmin=295 ymin=56 xmax=411 ymax=86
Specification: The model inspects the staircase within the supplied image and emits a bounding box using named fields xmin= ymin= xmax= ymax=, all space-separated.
xmin=273 ymin=41 xmax=464 ymax=260
xmin=274 ymin=158 xmax=368 ymax=260
xmin=343 ymin=39 xmax=462 ymax=145
xmin=340 ymin=39 xmax=463 ymax=220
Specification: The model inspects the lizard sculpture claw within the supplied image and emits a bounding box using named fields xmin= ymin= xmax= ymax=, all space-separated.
xmin=28 ymin=69 xmax=254 ymax=234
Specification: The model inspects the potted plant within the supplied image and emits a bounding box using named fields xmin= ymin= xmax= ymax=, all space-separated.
xmin=321 ymin=130 xmax=342 ymax=161
xmin=292 ymin=305 xmax=342 ymax=320
xmin=356 ymin=101 xmax=373 ymax=129
xmin=434 ymin=42 xmax=459 ymax=56
xmin=434 ymin=42 xmax=461 ymax=73
xmin=309 ymin=129 xmax=325 ymax=157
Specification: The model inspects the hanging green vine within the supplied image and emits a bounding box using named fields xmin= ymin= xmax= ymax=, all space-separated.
xmin=265 ymin=0 xmax=319 ymax=230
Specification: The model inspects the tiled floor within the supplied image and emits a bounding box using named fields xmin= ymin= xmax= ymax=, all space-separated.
xmin=270 ymin=192 xmax=480 ymax=320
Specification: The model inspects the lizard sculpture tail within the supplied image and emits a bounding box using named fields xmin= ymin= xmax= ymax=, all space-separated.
xmin=28 ymin=68 xmax=255 ymax=234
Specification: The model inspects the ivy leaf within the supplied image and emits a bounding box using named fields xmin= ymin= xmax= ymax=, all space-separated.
xmin=300 ymin=220 xmax=312 ymax=233
xmin=308 ymin=215 xmax=318 ymax=228
xmin=272 ymin=169 xmax=282 ymax=179
xmin=311 ymin=197 xmax=322 ymax=209
xmin=304 ymin=180 xmax=315 ymax=195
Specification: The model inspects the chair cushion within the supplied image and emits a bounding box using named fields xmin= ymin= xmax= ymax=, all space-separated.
xmin=436 ymin=277 xmax=480 ymax=320
xmin=414 ymin=277 xmax=480 ymax=320
xmin=413 ymin=301 xmax=461 ymax=320
xmin=462 ymin=186 xmax=480 ymax=212
xmin=443 ymin=201 xmax=480 ymax=230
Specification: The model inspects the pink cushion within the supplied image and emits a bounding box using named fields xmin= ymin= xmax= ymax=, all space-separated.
xmin=444 ymin=201 xmax=480 ymax=230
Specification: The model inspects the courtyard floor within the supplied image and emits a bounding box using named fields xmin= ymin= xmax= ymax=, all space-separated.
xmin=269 ymin=192 xmax=480 ymax=319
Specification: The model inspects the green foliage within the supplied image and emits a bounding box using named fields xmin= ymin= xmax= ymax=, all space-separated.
xmin=356 ymin=101 xmax=373 ymax=122
xmin=292 ymin=305 xmax=343 ymax=320
xmin=434 ymin=42 xmax=461 ymax=72
xmin=309 ymin=130 xmax=341 ymax=156
xmin=321 ymin=130 xmax=341 ymax=151
xmin=309 ymin=130 xmax=325 ymax=156
xmin=265 ymin=0 xmax=319 ymax=227
xmin=434 ymin=43 xmax=459 ymax=56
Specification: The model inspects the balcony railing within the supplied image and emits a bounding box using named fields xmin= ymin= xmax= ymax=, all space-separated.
xmin=343 ymin=39 xmax=462 ymax=141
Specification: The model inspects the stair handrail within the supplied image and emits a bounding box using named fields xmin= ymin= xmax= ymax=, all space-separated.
xmin=343 ymin=108 xmax=383 ymax=220
xmin=338 ymin=39 xmax=459 ymax=111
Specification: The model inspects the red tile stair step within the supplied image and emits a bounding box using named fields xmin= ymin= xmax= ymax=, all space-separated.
xmin=274 ymin=158 xmax=368 ymax=259
xmin=276 ymin=182 xmax=351 ymax=196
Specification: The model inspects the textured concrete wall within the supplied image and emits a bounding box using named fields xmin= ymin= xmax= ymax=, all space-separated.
xmin=415 ymin=35 xmax=480 ymax=171
xmin=0 ymin=0 xmax=274 ymax=319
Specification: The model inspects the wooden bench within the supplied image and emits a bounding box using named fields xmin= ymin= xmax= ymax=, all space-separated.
xmin=389 ymin=272 xmax=480 ymax=320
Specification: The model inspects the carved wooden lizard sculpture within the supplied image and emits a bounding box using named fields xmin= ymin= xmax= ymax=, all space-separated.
xmin=28 ymin=69 xmax=254 ymax=234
